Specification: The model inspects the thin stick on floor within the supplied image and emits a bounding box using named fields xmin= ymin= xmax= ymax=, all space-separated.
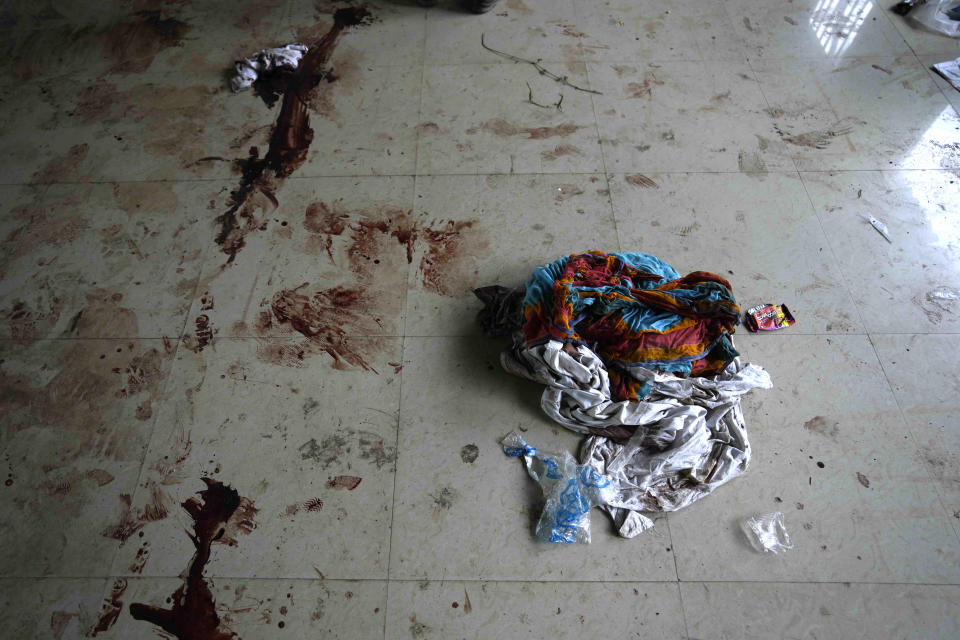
xmin=481 ymin=33 xmax=601 ymax=95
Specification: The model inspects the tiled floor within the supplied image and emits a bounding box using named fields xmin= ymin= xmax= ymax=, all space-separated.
xmin=0 ymin=0 xmax=958 ymax=637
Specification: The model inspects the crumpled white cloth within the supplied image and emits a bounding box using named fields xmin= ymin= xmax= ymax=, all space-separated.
xmin=230 ymin=43 xmax=308 ymax=92
xmin=933 ymin=57 xmax=960 ymax=92
xmin=503 ymin=338 xmax=772 ymax=538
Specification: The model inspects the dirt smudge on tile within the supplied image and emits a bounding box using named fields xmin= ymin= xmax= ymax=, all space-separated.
xmin=112 ymin=182 xmax=179 ymax=216
xmin=466 ymin=118 xmax=584 ymax=139
xmin=50 ymin=611 xmax=78 ymax=639
xmin=410 ymin=613 xmax=431 ymax=637
xmin=2 ymin=192 xmax=89 ymax=265
xmin=737 ymin=150 xmax=766 ymax=175
xmin=626 ymin=72 xmax=664 ymax=99
xmin=463 ymin=588 xmax=472 ymax=614
xmin=418 ymin=220 xmax=484 ymax=296
xmin=506 ymin=0 xmax=533 ymax=12
xmin=460 ymin=444 xmax=479 ymax=464
xmin=774 ymin=120 xmax=855 ymax=150
xmin=86 ymin=469 xmax=116 ymax=486
xmin=31 ymin=144 xmax=90 ymax=184
xmin=359 ymin=430 xmax=397 ymax=469
xmin=804 ymin=416 xmax=839 ymax=439
xmin=232 ymin=0 xmax=286 ymax=30
xmin=697 ymin=90 xmax=731 ymax=112
xmin=5 ymin=299 xmax=64 ymax=345
xmin=540 ymin=144 xmax=583 ymax=161
xmin=102 ymin=483 xmax=172 ymax=543
xmin=1 ymin=291 xmax=172 ymax=464
xmin=72 ymin=80 xmax=232 ymax=175
xmin=254 ymin=200 xmax=485 ymax=370
xmin=856 ymin=472 xmax=870 ymax=488
xmin=431 ymin=487 xmax=456 ymax=515
xmin=326 ymin=475 xmax=362 ymax=490
xmin=255 ymin=283 xmax=386 ymax=371
xmin=415 ymin=122 xmax=442 ymax=137
xmin=299 ymin=428 xmax=396 ymax=470
xmin=675 ymin=222 xmax=699 ymax=237
xmin=186 ymin=314 xmax=215 ymax=352
xmin=625 ymin=173 xmax=658 ymax=188
xmin=553 ymin=183 xmax=584 ymax=203
xmin=88 ymin=577 xmax=127 ymax=636
xmin=130 ymin=540 xmax=150 ymax=574
xmin=129 ymin=479 xmax=254 ymax=639
xmin=98 ymin=10 xmax=192 ymax=75
xmin=913 ymin=287 xmax=959 ymax=325
xmin=784 ymin=16 xmax=797 ymax=25
xmin=871 ymin=64 xmax=893 ymax=75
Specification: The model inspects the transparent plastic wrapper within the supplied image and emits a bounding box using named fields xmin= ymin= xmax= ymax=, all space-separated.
xmin=741 ymin=511 xmax=793 ymax=554
xmin=502 ymin=431 xmax=613 ymax=543
xmin=910 ymin=0 xmax=960 ymax=37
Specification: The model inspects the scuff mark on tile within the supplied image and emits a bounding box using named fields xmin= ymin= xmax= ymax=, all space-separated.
xmin=431 ymin=486 xmax=457 ymax=515
xmin=540 ymin=144 xmax=583 ymax=161
xmin=737 ymin=149 xmax=766 ymax=175
xmin=626 ymin=72 xmax=664 ymax=99
xmin=804 ymin=415 xmax=840 ymax=439
xmin=466 ymin=118 xmax=584 ymax=139
xmin=625 ymin=173 xmax=658 ymax=188
xmin=88 ymin=577 xmax=127 ymax=636
xmin=326 ymin=475 xmax=362 ymax=490
xmin=774 ymin=120 xmax=855 ymax=150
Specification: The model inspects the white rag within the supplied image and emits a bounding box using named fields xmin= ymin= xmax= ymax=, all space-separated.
xmin=230 ymin=43 xmax=308 ymax=92
xmin=503 ymin=338 xmax=772 ymax=537
xmin=933 ymin=57 xmax=960 ymax=92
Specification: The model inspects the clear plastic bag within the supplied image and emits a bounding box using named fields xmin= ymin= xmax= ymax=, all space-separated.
xmin=502 ymin=432 xmax=613 ymax=543
xmin=911 ymin=0 xmax=960 ymax=37
xmin=741 ymin=511 xmax=793 ymax=554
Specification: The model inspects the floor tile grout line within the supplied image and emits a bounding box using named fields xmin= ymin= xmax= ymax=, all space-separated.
xmin=12 ymin=575 xmax=960 ymax=587
xmin=662 ymin=514 xmax=692 ymax=640
xmin=863 ymin=335 xmax=960 ymax=547
xmin=582 ymin=53 xmax=621 ymax=253
xmin=14 ymin=330 xmax=960 ymax=345
xmin=794 ymin=172 xmax=873 ymax=337
xmin=5 ymin=166 xmax=960 ymax=189
xmin=383 ymin=9 xmax=429 ymax=635
xmin=10 ymin=53 xmax=957 ymax=90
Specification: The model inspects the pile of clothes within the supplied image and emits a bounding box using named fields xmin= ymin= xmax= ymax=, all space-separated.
xmin=478 ymin=251 xmax=772 ymax=538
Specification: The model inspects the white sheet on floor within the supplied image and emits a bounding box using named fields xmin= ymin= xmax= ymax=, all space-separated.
xmin=230 ymin=43 xmax=308 ymax=92
xmin=503 ymin=338 xmax=771 ymax=538
xmin=933 ymin=57 xmax=960 ymax=92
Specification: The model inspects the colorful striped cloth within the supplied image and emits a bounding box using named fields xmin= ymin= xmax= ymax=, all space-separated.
xmin=521 ymin=251 xmax=741 ymax=401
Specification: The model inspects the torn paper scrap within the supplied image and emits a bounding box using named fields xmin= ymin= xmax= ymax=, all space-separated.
xmin=864 ymin=214 xmax=892 ymax=243
xmin=230 ymin=43 xmax=308 ymax=92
